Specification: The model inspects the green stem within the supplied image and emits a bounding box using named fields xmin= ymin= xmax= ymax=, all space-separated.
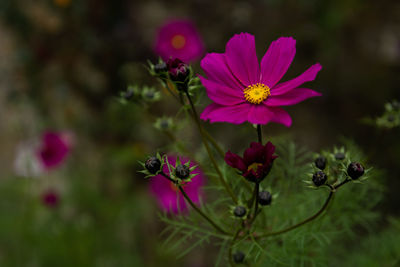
xmin=178 ymin=185 xmax=230 ymax=235
xmin=160 ymin=172 xmax=230 ymax=235
xmin=201 ymin=128 xmax=225 ymax=159
xmin=228 ymin=228 xmax=242 ymax=266
xmin=334 ymin=178 xmax=351 ymax=189
xmin=257 ymin=124 xmax=263 ymax=143
xmin=247 ymin=182 xmax=258 ymax=208
xmin=184 ymin=91 xmax=238 ymax=204
xmin=162 ymin=80 xmax=180 ymax=102
xmin=258 ymin=185 xmax=335 ymax=238
xmin=253 ymin=182 xmax=260 ymax=220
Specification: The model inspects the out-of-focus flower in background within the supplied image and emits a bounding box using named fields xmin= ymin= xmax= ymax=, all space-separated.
xmin=41 ymin=189 xmax=60 ymax=208
xmin=149 ymin=155 xmax=204 ymax=214
xmin=53 ymin=0 xmax=71 ymax=8
xmin=200 ymin=33 xmax=322 ymax=126
xmin=37 ymin=131 xmax=71 ymax=170
xmin=154 ymin=19 xmax=205 ymax=63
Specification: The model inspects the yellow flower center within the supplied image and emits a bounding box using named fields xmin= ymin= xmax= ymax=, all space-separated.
xmin=247 ymin=162 xmax=263 ymax=172
xmin=243 ymin=83 xmax=271 ymax=104
xmin=171 ymin=34 xmax=186 ymax=49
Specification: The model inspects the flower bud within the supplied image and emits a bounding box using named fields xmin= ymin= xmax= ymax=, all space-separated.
xmin=233 ymin=206 xmax=247 ymax=218
xmin=175 ymin=164 xmax=190 ymax=179
xmin=312 ymin=171 xmax=327 ymax=187
xmin=314 ymin=156 xmax=326 ymax=170
xmin=145 ymin=156 xmax=161 ymax=174
xmin=347 ymin=162 xmax=364 ymax=179
xmin=334 ymin=153 xmax=345 ymax=160
xmin=167 ymin=58 xmax=190 ymax=83
xmin=258 ymin=191 xmax=272 ymax=206
xmin=392 ymin=100 xmax=400 ymax=110
xmin=154 ymin=62 xmax=167 ymax=73
xmin=122 ymin=90 xmax=134 ymax=100
xmin=233 ymin=251 xmax=245 ymax=263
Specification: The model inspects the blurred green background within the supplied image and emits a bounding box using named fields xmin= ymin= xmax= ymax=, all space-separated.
xmin=0 ymin=0 xmax=399 ymax=266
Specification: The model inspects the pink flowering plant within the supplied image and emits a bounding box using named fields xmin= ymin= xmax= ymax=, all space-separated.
xmin=125 ymin=33 xmax=374 ymax=265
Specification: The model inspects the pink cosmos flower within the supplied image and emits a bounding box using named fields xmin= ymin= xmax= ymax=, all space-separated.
xmin=37 ymin=131 xmax=70 ymax=169
xmin=149 ymin=155 xmax=204 ymax=214
xmin=200 ymin=33 xmax=322 ymax=126
xmin=154 ymin=20 xmax=205 ymax=63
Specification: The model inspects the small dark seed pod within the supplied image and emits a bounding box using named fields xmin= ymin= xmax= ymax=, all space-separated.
xmin=312 ymin=171 xmax=327 ymax=186
xmin=347 ymin=162 xmax=365 ymax=179
xmin=233 ymin=206 xmax=247 ymax=218
xmin=233 ymin=251 xmax=245 ymax=263
xmin=175 ymin=164 xmax=190 ymax=179
xmin=258 ymin=191 xmax=272 ymax=206
xmin=154 ymin=62 xmax=167 ymax=73
xmin=315 ymin=156 xmax=326 ymax=170
xmin=335 ymin=153 xmax=345 ymax=160
xmin=145 ymin=157 xmax=161 ymax=174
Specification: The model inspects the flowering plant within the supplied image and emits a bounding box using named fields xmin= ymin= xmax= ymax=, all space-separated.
xmin=124 ymin=33 xmax=374 ymax=265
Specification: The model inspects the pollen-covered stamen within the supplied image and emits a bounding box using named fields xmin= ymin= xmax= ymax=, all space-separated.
xmin=247 ymin=162 xmax=263 ymax=172
xmin=243 ymin=83 xmax=271 ymax=104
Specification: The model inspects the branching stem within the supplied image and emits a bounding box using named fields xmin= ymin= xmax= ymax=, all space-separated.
xmin=160 ymin=172 xmax=230 ymax=235
xmin=258 ymin=185 xmax=335 ymax=238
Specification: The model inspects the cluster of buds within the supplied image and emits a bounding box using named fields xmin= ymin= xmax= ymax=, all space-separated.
xmin=310 ymin=148 xmax=367 ymax=188
xmin=141 ymin=154 xmax=198 ymax=184
xmin=150 ymin=58 xmax=192 ymax=92
xmin=119 ymin=85 xmax=161 ymax=104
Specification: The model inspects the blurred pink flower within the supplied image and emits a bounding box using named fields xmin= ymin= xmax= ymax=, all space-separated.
xmin=42 ymin=189 xmax=60 ymax=208
xmin=200 ymin=33 xmax=322 ymax=126
xmin=37 ymin=131 xmax=70 ymax=169
xmin=149 ymin=155 xmax=204 ymax=214
xmin=154 ymin=20 xmax=205 ymax=63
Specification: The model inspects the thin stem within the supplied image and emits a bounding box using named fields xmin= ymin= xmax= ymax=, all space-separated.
xmin=334 ymin=178 xmax=351 ymax=189
xmin=257 ymin=124 xmax=262 ymax=143
xmin=160 ymin=172 xmax=176 ymax=183
xmin=254 ymin=182 xmax=260 ymax=219
xmin=201 ymin=128 xmax=225 ymax=159
xmin=247 ymin=182 xmax=258 ymax=208
xmin=184 ymin=91 xmax=238 ymax=204
xmin=161 ymin=80 xmax=180 ymax=102
xmin=160 ymin=172 xmax=230 ymax=235
xmin=178 ymin=185 xmax=230 ymax=235
xmin=228 ymin=228 xmax=242 ymax=266
xmin=258 ymin=185 xmax=335 ymax=238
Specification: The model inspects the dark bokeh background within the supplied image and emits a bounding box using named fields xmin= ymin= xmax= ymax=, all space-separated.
xmin=0 ymin=0 xmax=399 ymax=266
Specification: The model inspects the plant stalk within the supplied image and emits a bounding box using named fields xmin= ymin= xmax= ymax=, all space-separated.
xmin=184 ymin=91 xmax=238 ymax=204
xmin=160 ymin=172 xmax=230 ymax=235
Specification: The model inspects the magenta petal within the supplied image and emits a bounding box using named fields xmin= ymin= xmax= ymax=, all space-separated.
xmin=260 ymin=37 xmax=296 ymax=88
xmin=200 ymin=103 xmax=251 ymax=124
xmin=271 ymin=63 xmax=322 ymax=96
xmin=247 ymin=105 xmax=292 ymax=127
xmin=265 ymin=88 xmax=322 ymax=106
xmin=200 ymin=53 xmax=244 ymax=91
xmin=225 ymin=151 xmax=247 ymax=172
xmin=199 ymin=76 xmax=245 ymax=106
xmin=243 ymin=142 xmax=264 ymax=165
xmin=225 ymin=33 xmax=260 ymax=86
